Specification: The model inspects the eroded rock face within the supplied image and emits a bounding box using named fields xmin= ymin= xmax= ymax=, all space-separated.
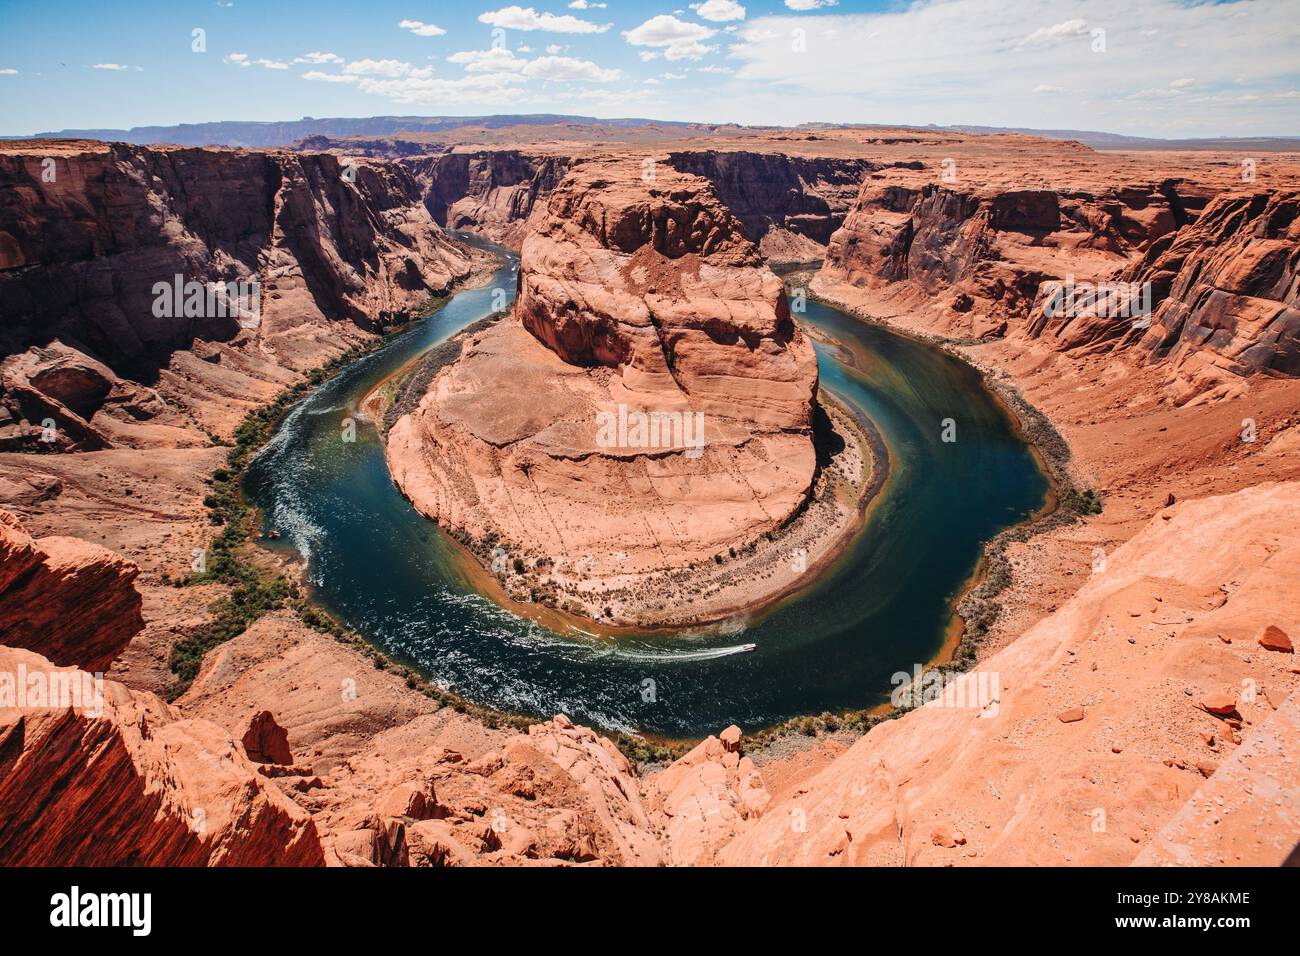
xmin=822 ymin=179 xmax=1197 ymax=338
xmin=0 ymin=644 xmax=323 ymax=866
xmin=0 ymin=140 xmax=472 ymax=442
xmin=0 ymin=510 xmax=143 ymax=672
xmin=1125 ymin=190 xmax=1300 ymax=404
xmin=387 ymin=157 xmax=820 ymax=624
xmin=717 ymin=482 xmax=1300 ymax=866
xmin=665 ymin=151 xmax=875 ymax=258
xmin=409 ymin=150 xmax=570 ymax=247
xmin=642 ymin=725 xmax=770 ymax=865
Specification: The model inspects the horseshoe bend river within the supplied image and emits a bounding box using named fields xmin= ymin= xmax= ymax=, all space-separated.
xmin=244 ymin=244 xmax=1049 ymax=739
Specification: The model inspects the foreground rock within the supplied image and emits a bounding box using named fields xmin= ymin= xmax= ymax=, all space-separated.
xmin=0 ymin=644 xmax=323 ymax=865
xmin=387 ymin=157 xmax=824 ymax=626
xmin=718 ymin=482 xmax=1300 ymax=866
xmin=0 ymin=509 xmax=142 ymax=672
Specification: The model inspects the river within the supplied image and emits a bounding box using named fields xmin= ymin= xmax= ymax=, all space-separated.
xmin=244 ymin=240 xmax=1048 ymax=738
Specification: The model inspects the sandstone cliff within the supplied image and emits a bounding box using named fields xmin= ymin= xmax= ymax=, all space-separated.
xmin=407 ymin=149 xmax=570 ymax=247
xmin=0 ymin=643 xmax=323 ymax=865
xmin=0 ymin=140 xmax=473 ymax=449
xmin=666 ymin=150 xmax=874 ymax=260
xmin=386 ymin=156 xmax=823 ymax=625
xmin=821 ymin=177 xmax=1207 ymax=338
xmin=1124 ymin=189 xmax=1300 ymax=404
xmin=0 ymin=509 xmax=142 ymax=672
xmin=718 ymin=482 xmax=1300 ymax=866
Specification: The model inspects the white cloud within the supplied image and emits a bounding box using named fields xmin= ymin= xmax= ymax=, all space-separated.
xmin=343 ymin=58 xmax=425 ymax=78
xmin=256 ymin=58 xmax=289 ymax=70
xmin=639 ymin=51 xmax=660 ymax=61
xmin=546 ymin=44 xmax=565 ymax=54
xmin=293 ymin=51 xmax=343 ymax=64
xmin=784 ymin=0 xmax=837 ymax=9
xmin=523 ymin=55 xmax=620 ymax=82
xmin=1170 ymin=77 xmax=1196 ymax=89
xmin=692 ymin=0 xmax=746 ymax=23
xmin=351 ymin=71 xmax=528 ymax=106
xmin=93 ymin=62 xmax=131 ymax=71
xmin=624 ymin=14 xmax=718 ymax=60
xmin=0 ymin=68 xmax=17 ymax=75
xmin=303 ymin=71 xmax=359 ymax=83
xmin=660 ymin=71 xmax=687 ymax=80
xmin=568 ymin=0 xmax=606 ymax=7
xmin=665 ymin=41 xmax=717 ymax=61
xmin=723 ymin=0 xmax=1300 ymax=137
xmin=479 ymin=6 xmax=609 ymax=34
xmin=694 ymin=63 xmax=732 ymax=74
xmin=447 ymin=48 xmax=528 ymax=73
xmin=399 ymin=19 xmax=446 ymax=37
xmin=1021 ymin=18 xmax=1089 ymax=45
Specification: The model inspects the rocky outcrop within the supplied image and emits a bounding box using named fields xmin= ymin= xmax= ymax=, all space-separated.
xmin=666 ymin=150 xmax=874 ymax=259
xmin=241 ymin=710 xmax=294 ymax=765
xmin=642 ymin=725 xmax=771 ymax=865
xmin=1124 ymin=190 xmax=1300 ymax=404
xmin=717 ymin=482 xmax=1300 ymax=866
xmin=0 ymin=140 xmax=472 ymax=444
xmin=386 ymin=157 xmax=821 ymax=625
xmin=407 ymin=150 xmax=569 ymax=247
xmin=314 ymin=714 xmax=664 ymax=867
xmin=0 ymin=643 xmax=324 ymax=865
xmin=0 ymin=510 xmax=143 ymax=672
xmin=821 ymin=178 xmax=1200 ymax=338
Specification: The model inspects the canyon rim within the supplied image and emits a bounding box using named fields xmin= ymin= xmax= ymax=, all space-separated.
xmin=0 ymin=2 xmax=1297 ymax=932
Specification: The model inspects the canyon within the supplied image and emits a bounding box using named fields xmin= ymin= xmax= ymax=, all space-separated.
xmin=0 ymin=123 xmax=1297 ymax=866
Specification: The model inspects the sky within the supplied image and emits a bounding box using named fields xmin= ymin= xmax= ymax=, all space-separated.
xmin=1 ymin=0 xmax=1298 ymax=138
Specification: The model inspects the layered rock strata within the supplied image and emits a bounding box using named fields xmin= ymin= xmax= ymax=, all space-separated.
xmin=0 ymin=509 xmax=142 ymax=672
xmin=0 ymin=140 xmax=473 ymax=449
xmin=387 ymin=157 xmax=824 ymax=624
xmin=0 ymin=644 xmax=323 ymax=865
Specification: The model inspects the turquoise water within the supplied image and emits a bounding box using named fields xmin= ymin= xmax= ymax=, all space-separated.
xmin=244 ymin=241 xmax=1048 ymax=738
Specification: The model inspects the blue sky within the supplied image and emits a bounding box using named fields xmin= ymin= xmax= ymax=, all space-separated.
xmin=1 ymin=0 xmax=1298 ymax=137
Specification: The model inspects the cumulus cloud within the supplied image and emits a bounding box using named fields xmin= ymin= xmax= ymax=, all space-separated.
xmin=293 ymin=51 xmax=343 ymax=64
xmin=479 ymin=5 xmax=609 ymax=34
xmin=624 ymin=14 xmax=718 ymax=60
xmin=523 ymin=55 xmax=620 ymax=82
xmin=349 ymin=71 xmax=528 ymax=106
xmin=568 ymin=0 xmax=606 ymax=7
xmin=221 ymin=54 xmax=250 ymax=68
xmin=256 ymin=58 xmax=289 ymax=69
xmin=93 ymin=62 xmax=131 ymax=70
xmin=447 ymin=48 xmax=529 ymax=72
xmin=399 ymin=19 xmax=446 ymax=36
xmin=784 ymin=0 xmax=837 ymax=8
xmin=692 ymin=0 xmax=745 ymax=22
xmin=343 ymin=58 xmax=428 ymax=78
